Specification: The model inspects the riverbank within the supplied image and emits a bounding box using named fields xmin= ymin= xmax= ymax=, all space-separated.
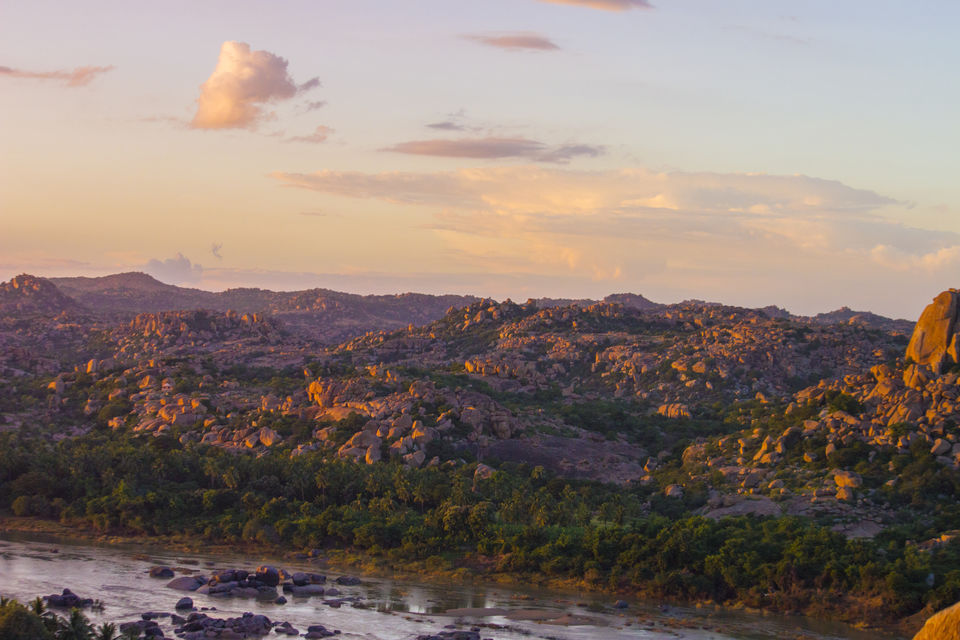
xmin=0 ymin=515 xmax=914 ymax=639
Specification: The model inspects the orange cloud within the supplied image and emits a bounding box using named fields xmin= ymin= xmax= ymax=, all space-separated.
xmin=0 ymin=64 xmax=113 ymax=87
xmin=270 ymin=165 xmax=949 ymax=293
xmin=272 ymin=167 xmax=895 ymax=217
xmin=192 ymin=41 xmax=313 ymax=130
xmin=464 ymin=32 xmax=560 ymax=51
xmin=538 ymin=0 xmax=653 ymax=10
xmin=285 ymin=125 xmax=334 ymax=144
xmin=870 ymin=244 xmax=960 ymax=272
xmin=381 ymin=137 xmax=603 ymax=163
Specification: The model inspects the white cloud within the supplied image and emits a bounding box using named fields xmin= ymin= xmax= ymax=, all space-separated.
xmin=192 ymin=41 xmax=309 ymax=130
xmin=272 ymin=166 xmax=896 ymax=218
xmin=870 ymin=244 xmax=960 ymax=272
xmin=144 ymin=253 xmax=203 ymax=284
xmin=269 ymin=165 xmax=960 ymax=317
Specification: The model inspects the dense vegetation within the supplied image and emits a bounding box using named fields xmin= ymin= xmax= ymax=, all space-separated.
xmin=0 ymin=596 xmax=121 ymax=640
xmin=4 ymin=426 xmax=960 ymax=625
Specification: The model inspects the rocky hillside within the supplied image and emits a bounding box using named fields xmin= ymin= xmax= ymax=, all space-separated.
xmin=4 ymin=284 xmax=916 ymax=485
xmin=7 ymin=275 xmax=960 ymax=630
xmin=0 ymin=271 xmax=927 ymax=489
xmin=0 ymin=274 xmax=84 ymax=318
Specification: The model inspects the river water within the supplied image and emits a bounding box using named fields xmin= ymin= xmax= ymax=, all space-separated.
xmin=0 ymin=534 xmax=899 ymax=640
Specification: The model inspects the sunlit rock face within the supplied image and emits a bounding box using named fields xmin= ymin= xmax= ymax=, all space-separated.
xmin=913 ymin=600 xmax=960 ymax=640
xmin=906 ymin=290 xmax=960 ymax=373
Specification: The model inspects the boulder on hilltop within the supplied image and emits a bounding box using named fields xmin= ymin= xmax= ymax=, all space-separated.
xmin=913 ymin=599 xmax=960 ymax=640
xmin=907 ymin=290 xmax=960 ymax=373
xmin=0 ymin=274 xmax=84 ymax=316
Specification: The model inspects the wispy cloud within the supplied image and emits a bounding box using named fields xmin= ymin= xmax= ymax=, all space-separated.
xmin=464 ymin=32 xmax=560 ymax=52
xmin=383 ymin=137 xmax=543 ymax=159
xmin=270 ymin=165 xmax=943 ymax=307
xmin=0 ymin=64 xmax=114 ymax=87
xmin=426 ymin=121 xmax=467 ymax=131
xmin=211 ymin=243 xmax=223 ymax=260
xmin=727 ymin=24 xmax=811 ymax=46
xmin=285 ymin=125 xmax=334 ymax=144
xmin=538 ymin=0 xmax=653 ymax=11
xmin=539 ymin=144 xmax=605 ymax=163
xmin=298 ymin=77 xmax=321 ymax=92
xmin=191 ymin=41 xmax=316 ymax=130
xmin=138 ymin=115 xmax=188 ymax=127
xmin=301 ymin=100 xmax=327 ymax=113
xmin=381 ymin=137 xmax=603 ymax=163
xmin=299 ymin=210 xmax=341 ymax=218
xmin=870 ymin=244 xmax=960 ymax=272
xmin=272 ymin=167 xmax=898 ymax=217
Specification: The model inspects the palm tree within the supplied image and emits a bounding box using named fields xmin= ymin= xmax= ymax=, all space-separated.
xmin=29 ymin=596 xmax=47 ymax=617
xmin=93 ymin=622 xmax=118 ymax=640
xmin=54 ymin=608 xmax=93 ymax=640
xmin=30 ymin=596 xmax=61 ymax=636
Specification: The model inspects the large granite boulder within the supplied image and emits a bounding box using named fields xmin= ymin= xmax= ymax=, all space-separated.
xmin=255 ymin=565 xmax=280 ymax=586
xmin=907 ymin=290 xmax=960 ymax=373
xmin=914 ymin=600 xmax=960 ymax=640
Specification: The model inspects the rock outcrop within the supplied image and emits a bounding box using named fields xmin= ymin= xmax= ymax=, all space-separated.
xmin=0 ymin=274 xmax=83 ymax=316
xmin=907 ymin=290 xmax=960 ymax=373
xmin=913 ymin=600 xmax=960 ymax=640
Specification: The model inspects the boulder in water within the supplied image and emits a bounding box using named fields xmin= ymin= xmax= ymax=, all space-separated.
xmin=255 ymin=565 xmax=280 ymax=586
xmin=166 ymin=576 xmax=205 ymax=591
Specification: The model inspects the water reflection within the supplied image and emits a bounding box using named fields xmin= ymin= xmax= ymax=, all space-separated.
xmin=0 ymin=534 xmax=896 ymax=640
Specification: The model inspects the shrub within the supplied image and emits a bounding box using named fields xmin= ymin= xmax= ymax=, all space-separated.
xmin=10 ymin=494 xmax=49 ymax=517
xmin=0 ymin=600 xmax=52 ymax=640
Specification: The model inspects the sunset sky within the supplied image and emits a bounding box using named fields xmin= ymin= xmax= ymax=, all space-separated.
xmin=2 ymin=0 xmax=958 ymax=318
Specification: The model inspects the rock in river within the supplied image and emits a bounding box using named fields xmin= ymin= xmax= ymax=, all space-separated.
xmin=167 ymin=575 xmax=205 ymax=591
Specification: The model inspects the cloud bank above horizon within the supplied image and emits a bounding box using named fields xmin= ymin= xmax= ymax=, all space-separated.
xmin=4 ymin=1 xmax=959 ymax=319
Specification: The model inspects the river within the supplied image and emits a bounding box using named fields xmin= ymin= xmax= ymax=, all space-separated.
xmin=0 ymin=534 xmax=900 ymax=640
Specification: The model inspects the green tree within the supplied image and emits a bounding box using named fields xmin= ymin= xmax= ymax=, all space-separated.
xmin=93 ymin=623 xmax=118 ymax=640
xmin=54 ymin=608 xmax=93 ymax=640
xmin=0 ymin=599 xmax=54 ymax=640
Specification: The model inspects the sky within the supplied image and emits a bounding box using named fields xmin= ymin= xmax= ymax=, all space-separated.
xmin=1 ymin=0 xmax=959 ymax=319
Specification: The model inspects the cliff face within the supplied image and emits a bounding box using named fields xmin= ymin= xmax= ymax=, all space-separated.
xmin=907 ymin=290 xmax=960 ymax=373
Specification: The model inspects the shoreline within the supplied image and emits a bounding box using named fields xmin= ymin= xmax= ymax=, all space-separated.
xmin=0 ymin=515 xmax=913 ymax=639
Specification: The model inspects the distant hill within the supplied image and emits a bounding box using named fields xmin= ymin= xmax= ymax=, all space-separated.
xmin=0 ymin=274 xmax=84 ymax=317
xmin=50 ymin=272 xmax=218 ymax=314
xmin=47 ymin=272 xmax=479 ymax=343
xmin=10 ymin=271 xmax=914 ymax=342
xmin=812 ymin=306 xmax=914 ymax=333
xmin=603 ymin=292 xmax=663 ymax=311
